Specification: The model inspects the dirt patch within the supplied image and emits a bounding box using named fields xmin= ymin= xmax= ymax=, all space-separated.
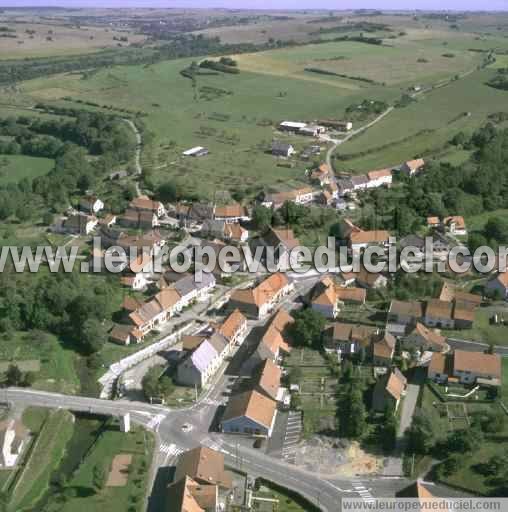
xmin=106 ymin=454 xmax=132 ymax=487
xmin=291 ymin=436 xmax=383 ymax=477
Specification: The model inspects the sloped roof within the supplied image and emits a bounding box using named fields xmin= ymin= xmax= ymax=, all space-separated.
xmin=389 ymin=300 xmax=424 ymax=318
xmin=336 ymin=287 xmax=366 ymax=303
xmin=130 ymin=195 xmax=162 ymax=212
xmin=230 ymin=273 xmax=290 ymax=308
xmin=167 ymin=476 xmax=207 ymax=512
xmin=214 ymin=203 xmax=247 ymax=219
xmin=219 ymin=309 xmax=247 ymax=340
xmin=175 ymin=447 xmax=231 ymax=488
xmin=222 ymin=389 xmax=276 ymax=429
xmin=367 ymin=168 xmax=392 ymax=180
xmin=372 ymin=332 xmax=396 ymax=360
xmin=386 ymin=368 xmax=407 ymax=401
xmin=350 ymin=230 xmax=390 ymax=245
xmin=189 ymin=340 xmax=219 ymax=373
xmin=254 ymin=359 xmax=282 ymax=401
xmin=408 ymin=323 xmax=447 ymax=349
xmin=263 ymin=227 xmax=300 ymax=250
xmin=454 ymin=350 xmax=501 ymax=378
xmin=425 ymin=299 xmax=453 ymax=320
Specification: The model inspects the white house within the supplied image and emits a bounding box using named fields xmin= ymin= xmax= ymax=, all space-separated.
xmin=0 ymin=419 xmax=27 ymax=468
xmin=79 ymin=195 xmax=104 ymax=214
xmin=367 ymin=169 xmax=392 ymax=188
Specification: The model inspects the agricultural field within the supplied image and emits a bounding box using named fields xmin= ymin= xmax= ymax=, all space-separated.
xmin=0 ymin=21 xmax=146 ymax=59
xmin=0 ymin=154 xmax=54 ymax=185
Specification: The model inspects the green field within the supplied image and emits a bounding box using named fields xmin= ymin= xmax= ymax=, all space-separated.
xmin=10 ymin=409 xmax=75 ymax=511
xmin=336 ymin=68 xmax=508 ymax=173
xmin=0 ymin=154 xmax=54 ymax=185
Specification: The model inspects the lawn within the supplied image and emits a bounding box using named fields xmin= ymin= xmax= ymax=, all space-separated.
xmin=11 ymin=409 xmax=75 ymax=511
xmin=0 ymin=154 xmax=54 ymax=185
xmin=251 ymin=480 xmax=320 ymax=512
xmin=443 ymin=306 xmax=508 ymax=346
xmin=336 ymin=68 xmax=508 ymax=173
xmin=284 ymin=348 xmax=337 ymax=437
xmin=44 ymin=423 xmax=154 ymax=512
xmin=0 ymin=331 xmax=79 ymax=394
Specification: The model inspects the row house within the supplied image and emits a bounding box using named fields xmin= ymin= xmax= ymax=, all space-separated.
xmin=118 ymin=209 xmax=159 ymax=230
xmin=213 ymin=203 xmax=250 ymax=224
xmin=177 ymin=332 xmax=230 ymax=388
xmin=372 ymin=368 xmax=407 ymax=413
xmin=228 ymin=272 xmax=293 ymax=319
xmin=253 ymin=309 xmax=294 ymax=365
xmin=218 ymin=309 xmax=248 ymax=347
xmin=428 ymin=350 xmax=501 ymax=387
xmin=260 ymin=186 xmax=315 ymax=209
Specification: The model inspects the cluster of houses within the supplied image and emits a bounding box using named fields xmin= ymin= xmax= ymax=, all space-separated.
xmin=220 ymin=308 xmax=294 ymax=437
xmin=176 ymin=309 xmax=248 ymax=389
xmin=427 ymin=215 xmax=467 ymax=236
xmin=110 ymin=271 xmax=217 ymax=345
xmin=168 ymin=446 xmax=233 ymax=512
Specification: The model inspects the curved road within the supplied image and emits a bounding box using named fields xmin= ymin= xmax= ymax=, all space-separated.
xmin=0 ymin=386 xmax=411 ymax=512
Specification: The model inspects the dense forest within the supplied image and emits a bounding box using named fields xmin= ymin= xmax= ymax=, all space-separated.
xmin=0 ymin=110 xmax=136 ymax=218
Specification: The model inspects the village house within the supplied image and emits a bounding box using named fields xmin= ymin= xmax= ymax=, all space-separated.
xmin=221 ymin=389 xmax=277 ymax=438
xmin=372 ymin=368 xmax=407 ymax=413
xmin=174 ymin=446 xmax=232 ymax=490
xmin=387 ymin=300 xmax=424 ymax=326
xmin=351 ymin=174 xmax=370 ymax=191
xmin=439 ymin=282 xmax=482 ymax=307
xmin=79 ymin=195 xmax=104 ymax=214
xmin=349 ymin=230 xmax=391 ymax=252
xmin=99 ymin=214 xmax=117 ymax=228
xmin=486 ymin=271 xmax=508 ymax=298
xmin=166 ymin=449 xmax=230 ymax=512
xmin=400 ymin=158 xmax=425 ymax=176
xmin=354 ymin=266 xmax=388 ymax=289
xmin=336 ymin=178 xmax=355 ymax=197
xmin=427 ymin=216 xmax=440 ymax=229
xmin=324 ymin=322 xmax=377 ymax=357
xmin=371 ymin=331 xmax=397 ymax=366
xmin=261 ymin=186 xmax=315 ymax=209
xmin=213 ymin=203 xmax=250 ymax=224
xmin=252 ymin=358 xmax=282 ymax=402
xmin=261 ymin=227 xmax=301 ymax=270
xmin=167 ymin=475 xmax=218 ymax=512
xmin=109 ymin=323 xmax=144 ymax=346
xmin=404 ymin=322 xmax=448 ymax=353
xmin=309 ymin=276 xmax=339 ymax=319
xmin=63 ymin=213 xmax=98 ymax=235
xmin=118 ymin=209 xmax=159 ymax=230
xmin=227 ymin=273 xmax=293 ymax=319
xmin=367 ymin=168 xmax=392 ymax=188
xmin=120 ymin=273 xmax=149 ymax=291
xmin=428 ymin=350 xmax=502 ymax=387
xmin=177 ymin=332 xmax=230 ymax=388
xmin=397 ymin=481 xmax=450 ymax=511
xmin=424 ymin=299 xmax=456 ymax=329
xmin=128 ymin=287 xmax=182 ymax=335
xmin=201 ymin=219 xmax=249 ymax=244
xmin=443 ymin=216 xmax=467 ymax=236
xmin=218 ymin=309 xmax=248 ymax=347
xmin=272 ymin=141 xmax=295 ymax=158
xmin=253 ymin=309 xmax=294 ymax=365
xmin=310 ymin=163 xmax=332 ymax=186
xmin=336 ymin=287 xmax=367 ymax=305
xmin=161 ymin=272 xmax=216 ymax=309
xmin=0 ymin=419 xmax=28 ymax=468
xmin=129 ymin=195 xmax=166 ymax=217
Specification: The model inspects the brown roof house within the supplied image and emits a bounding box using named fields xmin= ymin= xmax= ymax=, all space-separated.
xmin=397 ymin=481 xmax=450 ymax=511
xmin=371 ymin=332 xmax=397 ymax=366
xmin=261 ymin=227 xmax=301 ymax=270
xmin=221 ymin=389 xmax=277 ymax=437
xmin=129 ymin=195 xmax=166 ymax=217
xmin=325 ymin=322 xmax=377 ymax=358
xmin=428 ymin=350 xmax=502 ymax=387
xmin=252 ymin=309 xmax=294 ymax=366
xmin=404 ymin=323 xmax=449 ymax=353
xmin=228 ymin=273 xmax=293 ymax=319
xmin=252 ymin=359 xmax=282 ymax=401
xmin=118 ymin=208 xmax=159 ymax=230
xmin=167 ymin=475 xmax=218 ymax=512
xmin=400 ymin=158 xmax=425 ymax=176
xmin=309 ymin=276 xmax=339 ymax=319
xmin=174 ymin=446 xmax=232 ymax=490
xmin=218 ymin=309 xmax=248 ymax=347
xmin=372 ymin=368 xmax=407 ymax=412
xmin=349 ymin=230 xmax=391 ymax=252
xmin=213 ymin=203 xmax=249 ymax=224
xmin=0 ymin=419 xmax=28 ymax=468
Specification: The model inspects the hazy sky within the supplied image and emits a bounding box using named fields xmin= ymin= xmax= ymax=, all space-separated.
xmin=1 ymin=0 xmax=507 ymax=10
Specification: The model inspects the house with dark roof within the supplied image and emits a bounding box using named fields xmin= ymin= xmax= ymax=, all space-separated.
xmin=262 ymin=227 xmax=301 ymax=270
xmin=324 ymin=322 xmax=377 ymax=357
xmin=486 ymin=271 xmax=508 ymax=299
xmin=272 ymin=141 xmax=295 ymax=158
xmin=403 ymin=323 xmax=449 ymax=353
xmin=177 ymin=333 xmax=230 ymax=388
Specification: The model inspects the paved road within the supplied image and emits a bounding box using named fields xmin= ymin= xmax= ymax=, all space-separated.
xmin=448 ymin=337 xmax=508 ymax=357
xmin=123 ymin=118 xmax=143 ymax=196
